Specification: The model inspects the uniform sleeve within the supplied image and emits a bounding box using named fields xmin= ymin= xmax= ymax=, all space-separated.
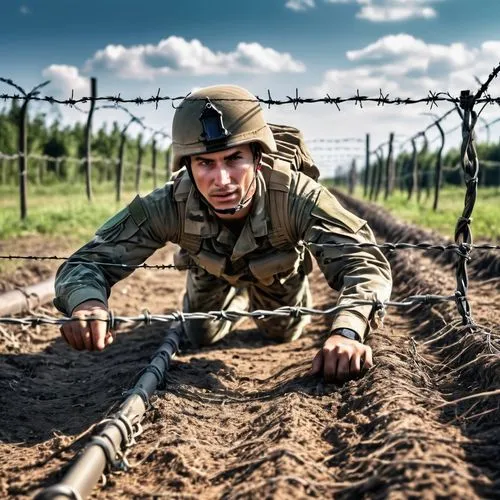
xmin=292 ymin=177 xmax=392 ymax=342
xmin=53 ymin=182 xmax=180 ymax=315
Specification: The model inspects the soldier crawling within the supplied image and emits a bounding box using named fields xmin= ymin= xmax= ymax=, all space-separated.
xmin=54 ymin=85 xmax=392 ymax=382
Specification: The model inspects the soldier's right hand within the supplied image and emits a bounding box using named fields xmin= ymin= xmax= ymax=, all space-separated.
xmin=60 ymin=300 xmax=113 ymax=351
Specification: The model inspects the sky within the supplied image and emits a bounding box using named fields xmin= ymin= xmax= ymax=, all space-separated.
xmin=1 ymin=0 xmax=500 ymax=176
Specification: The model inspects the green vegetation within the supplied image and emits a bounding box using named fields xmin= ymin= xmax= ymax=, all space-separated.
xmin=0 ymin=180 xmax=156 ymax=242
xmin=330 ymin=184 xmax=500 ymax=241
xmin=0 ymin=100 xmax=169 ymax=189
xmin=0 ymin=98 xmax=498 ymax=243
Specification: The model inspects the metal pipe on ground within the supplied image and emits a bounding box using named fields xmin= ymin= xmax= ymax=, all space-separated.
xmin=0 ymin=277 xmax=55 ymax=316
xmin=34 ymin=322 xmax=181 ymax=500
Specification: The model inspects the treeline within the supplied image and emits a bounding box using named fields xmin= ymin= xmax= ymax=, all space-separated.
xmin=0 ymin=101 xmax=169 ymax=187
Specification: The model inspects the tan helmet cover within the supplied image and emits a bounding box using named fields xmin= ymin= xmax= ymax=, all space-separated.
xmin=172 ymin=85 xmax=277 ymax=171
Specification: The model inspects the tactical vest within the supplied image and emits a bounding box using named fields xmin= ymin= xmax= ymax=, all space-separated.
xmin=172 ymin=159 xmax=314 ymax=286
xmin=172 ymin=123 xmax=320 ymax=286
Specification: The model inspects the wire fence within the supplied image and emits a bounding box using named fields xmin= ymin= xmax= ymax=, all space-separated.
xmin=1 ymin=62 xmax=500 ymax=332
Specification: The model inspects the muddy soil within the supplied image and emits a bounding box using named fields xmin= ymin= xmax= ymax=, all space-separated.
xmin=0 ymin=194 xmax=499 ymax=499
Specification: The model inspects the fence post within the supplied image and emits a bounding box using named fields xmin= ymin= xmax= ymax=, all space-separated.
xmin=348 ymin=158 xmax=357 ymax=195
xmin=417 ymin=132 xmax=428 ymax=203
xmin=135 ymin=134 xmax=143 ymax=193
xmin=384 ymin=132 xmax=394 ymax=200
xmin=84 ymin=77 xmax=97 ymax=203
xmin=18 ymin=98 xmax=28 ymax=220
xmin=116 ymin=118 xmax=134 ymax=202
xmin=408 ymin=137 xmax=417 ymax=200
xmin=363 ymin=133 xmax=370 ymax=198
xmin=368 ymin=151 xmax=377 ymax=201
xmin=152 ymin=138 xmax=157 ymax=189
xmin=165 ymin=143 xmax=172 ymax=182
xmin=433 ymin=121 xmax=446 ymax=211
xmin=374 ymin=149 xmax=384 ymax=201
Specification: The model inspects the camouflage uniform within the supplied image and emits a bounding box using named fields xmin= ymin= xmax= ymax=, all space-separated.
xmin=54 ymin=84 xmax=392 ymax=347
xmin=54 ymin=164 xmax=392 ymax=346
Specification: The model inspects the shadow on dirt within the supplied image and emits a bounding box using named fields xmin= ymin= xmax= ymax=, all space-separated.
xmin=0 ymin=321 xmax=325 ymax=446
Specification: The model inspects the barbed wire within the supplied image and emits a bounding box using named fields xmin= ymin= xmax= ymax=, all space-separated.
xmin=0 ymin=153 xmax=157 ymax=179
xmin=309 ymin=146 xmax=363 ymax=152
xmin=307 ymin=138 xmax=364 ymax=144
xmin=95 ymin=103 xmax=171 ymax=140
xmin=2 ymin=87 xmax=500 ymax=110
xmin=0 ymin=294 xmax=456 ymax=329
xmin=1 ymin=241 xmax=499 ymax=272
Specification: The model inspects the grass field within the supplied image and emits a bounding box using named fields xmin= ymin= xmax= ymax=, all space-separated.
xmin=0 ymin=181 xmax=156 ymax=243
xmin=1 ymin=181 xmax=499 ymax=243
xmin=332 ymin=184 xmax=500 ymax=242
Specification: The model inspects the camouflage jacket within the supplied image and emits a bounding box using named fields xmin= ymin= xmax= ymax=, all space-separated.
xmin=54 ymin=165 xmax=392 ymax=341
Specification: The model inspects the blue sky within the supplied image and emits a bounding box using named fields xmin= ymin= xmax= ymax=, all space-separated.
xmin=2 ymin=0 xmax=500 ymax=175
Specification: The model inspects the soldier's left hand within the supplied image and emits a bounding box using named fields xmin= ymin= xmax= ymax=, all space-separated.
xmin=310 ymin=334 xmax=373 ymax=382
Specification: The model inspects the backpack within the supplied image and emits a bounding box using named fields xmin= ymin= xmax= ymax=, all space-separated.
xmin=263 ymin=123 xmax=320 ymax=181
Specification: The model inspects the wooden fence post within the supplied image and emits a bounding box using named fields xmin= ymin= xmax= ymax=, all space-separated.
xmin=433 ymin=121 xmax=446 ymax=211
xmin=152 ymin=138 xmax=157 ymax=189
xmin=368 ymin=152 xmax=377 ymax=201
xmin=135 ymin=134 xmax=143 ymax=193
xmin=18 ymin=98 xmax=28 ymax=220
xmin=84 ymin=77 xmax=97 ymax=202
xmin=363 ymin=134 xmax=370 ymax=198
xmin=374 ymin=149 xmax=384 ymax=201
xmin=165 ymin=144 xmax=172 ymax=182
xmin=348 ymin=159 xmax=357 ymax=195
xmin=384 ymin=132 xmax=394 ymax=200
xmin=116 ymin=118 xmax=134 ymax=202
xmin=408 ymin=137 xmax=417 ymax=200
xmin=417 ymin=133 xmax=428 ymax=203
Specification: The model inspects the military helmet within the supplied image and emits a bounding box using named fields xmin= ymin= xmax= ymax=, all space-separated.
xmin=172 ymin=85 xmax=277 ymax=171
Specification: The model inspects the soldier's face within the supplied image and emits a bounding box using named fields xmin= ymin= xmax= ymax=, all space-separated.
xmin=190 ymin=144 xmax=257 ymax=218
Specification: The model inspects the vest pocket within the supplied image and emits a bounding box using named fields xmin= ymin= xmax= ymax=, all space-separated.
xmin=249 ymin=249 xmax=301 ymax=286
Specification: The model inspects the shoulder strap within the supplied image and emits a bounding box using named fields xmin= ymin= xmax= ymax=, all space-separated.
xmin=262 ymin=159 xmax=296 ymax=248
xmin=172 ymin=170 xmax=202 ymax=254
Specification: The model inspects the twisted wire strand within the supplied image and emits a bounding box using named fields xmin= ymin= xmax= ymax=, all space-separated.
xmin=0 ymin=294 xmax=456 ymax=328
xmin=2 ymin=89 xmax=500 ymax=109
xmin=1 ymin=242 xmax=499 ymax=271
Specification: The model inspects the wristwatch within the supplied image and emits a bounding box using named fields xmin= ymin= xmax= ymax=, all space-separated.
xmin=333 ymin=328 xmax=361 ymax=342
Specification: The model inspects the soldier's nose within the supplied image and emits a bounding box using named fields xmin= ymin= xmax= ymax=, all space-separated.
xmin=214 ymin=166 xmax=231 ymax=186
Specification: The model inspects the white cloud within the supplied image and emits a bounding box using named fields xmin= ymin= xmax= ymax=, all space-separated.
xmin=42 ymin=65 xmax=90 ymax=98
xmin=309 ymin=34 xmax=500 ymax=162
xmin=357 ymin=4 xmax=437 ymax=22
xmin=323 ymin=0 xmax=439 ymax=22
xmin=285 ymin=0 xmax=315 ymax=11
xmin=84 ymin=36 xmax=306 ymax=80
xmin=346 ymin=33 xmax=474 ymax=74
xmin=319 ymin=33 xmax=482 ymax=94
xmin=20 ymin=5 xmax=31 ymax=15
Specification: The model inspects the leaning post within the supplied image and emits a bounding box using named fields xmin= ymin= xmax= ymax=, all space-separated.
xmin=84 ymin=77 xmax=97 ymax=202
xmin=18 ymin=97 xmax=28 ymax=220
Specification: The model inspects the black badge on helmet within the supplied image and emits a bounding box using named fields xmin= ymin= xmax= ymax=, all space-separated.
xmin=199 ymin=98 xmax=230 ymax=148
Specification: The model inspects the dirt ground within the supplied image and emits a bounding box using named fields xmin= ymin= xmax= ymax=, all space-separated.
xmin=0 ymin=194 xmax=499 ymax=499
